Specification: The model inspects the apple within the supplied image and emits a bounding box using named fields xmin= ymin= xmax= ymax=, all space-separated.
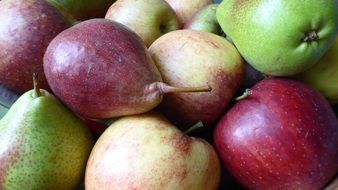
xmin=214 ymin=78 xmax=338 ymax=190
xmin=296 ymin=37 xmax=338 ymax=104
xmin=85 ymin=112 xmax=221 ymax=190
xmin=0 ymin=0 xmax=71 ymax=93
xmin=216 ymin=0 xmax=338 ymax=76
xmin=184 ymin=4 xmax=221 ymax=35
xmin=148 ymin=29 xmax=244 ymax=130
xmin=105 ymin=0 xmax=180 ymax=47
xmin=49 ymin=0 xmax=116 ymax=20
xmin=165 ymin=0 xmax=212 ymax=26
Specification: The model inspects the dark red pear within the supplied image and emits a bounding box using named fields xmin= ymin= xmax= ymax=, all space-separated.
xmin=44 ymin=19 xmax=210 ymax=120
xmin=214 ymin=78 xmax=338 ymax=190
xmin=0 ymin=0 xmax=71 ymax=93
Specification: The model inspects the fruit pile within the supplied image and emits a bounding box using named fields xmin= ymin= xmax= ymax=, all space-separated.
xmin=0 ymin=0 xmax=337 ymax=189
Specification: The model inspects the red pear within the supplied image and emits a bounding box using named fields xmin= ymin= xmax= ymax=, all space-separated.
xmin=44 ymin=19 xmax=210 ymax=119
xmin=0 ymin=0 xmax=70 ymax=93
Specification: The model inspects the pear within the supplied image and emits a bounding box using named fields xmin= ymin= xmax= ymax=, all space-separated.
xmin=0 ymin=74 xmax=94 ymax=189
xmin=85 ymin=112 xmax=221 ymax=190
xmin=216 ymin=0 xmax=338 ymax=76
xmin=44 ymin=19 xmax=211 ymax=120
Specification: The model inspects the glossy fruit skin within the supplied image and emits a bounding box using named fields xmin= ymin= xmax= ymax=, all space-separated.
xmin=44 ymin=19 xmax=163 ymax=119
xmin=216 ymin=0 xmax=338 ymax=76
xmin=214 ymin=78 xmax=338 ymax=190
xmin=0 ymin=0 xmax=70 ymax=93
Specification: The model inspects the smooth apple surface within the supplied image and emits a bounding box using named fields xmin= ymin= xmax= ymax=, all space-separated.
xmin=149 ymin=29 xmax=244 ymax=130
xmin=85 ymin=112 xmax=220 ymax=190
xmin=0 ymin=0 xmax=70 ymax=93
xmin=105 ymin=0 xmax=180 ymax=47
xmin=184 ymin=4 xmax=221 ymax=35
xmin=214 ymin=78 xmax=338 ymax=190
xmin=165 ymin=0 xmax=212 ymax=25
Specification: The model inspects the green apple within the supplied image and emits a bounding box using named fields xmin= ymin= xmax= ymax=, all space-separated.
xmin=48 ymin=0 xmax=115 ymax=20
xmin=184 ymin=4 xmax=221 ymax=35
xmin=166 ymin=0 xmax=212 ymax=25
xmin=296 ymin=37 xmax=338 ymax=104
xmin=105 ymin=0 xmax=180 ymax=47
xmin=216 ymin=0 xmax=338 ymax=76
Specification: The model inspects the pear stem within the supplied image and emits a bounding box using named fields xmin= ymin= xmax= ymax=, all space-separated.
xmin=33 ymin=73 xmax=41 ymax=97
xmin=158 ymin=83 xmax=212 ymax=94
xmin=184 ymin=121 xmax=204 ymax=135
xmin=235 ymin=89 xmax=252 ymax=101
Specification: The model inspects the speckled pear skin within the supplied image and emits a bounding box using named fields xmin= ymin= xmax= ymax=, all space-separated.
xmin=216 ymin=0 xmax=338 ymax=76
xmin=0 ymin=89 xmax=94 ymax=190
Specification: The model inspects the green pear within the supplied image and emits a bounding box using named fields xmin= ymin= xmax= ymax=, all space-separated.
xmin=296 ymin=37 xmax=338 ymax=104
xmin=184 ymin=4 xmax=221 ymax=35
xmin=216 ymin=0 xmax=338 ymax=76
xmin=0 ymin=75 xmax=94 ymax=189
xmin=85 ymin=112 xmax=221 ymax=190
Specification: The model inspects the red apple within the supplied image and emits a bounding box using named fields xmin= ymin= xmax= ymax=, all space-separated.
xmin=214 ymin=78 xmax=338 ymax=190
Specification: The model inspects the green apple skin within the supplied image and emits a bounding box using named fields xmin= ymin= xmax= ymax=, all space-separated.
xmin=216 ymin=0 xmax=338 ymax=76
xmin=105 ymin=0 xmax=180 ymax=47
xmin=49 ymin=0 xmax=116 ymax=20
xmin=0 ymin=89 xmax=94 ymax=189
xmin=85 ymin=112 xmax=220 ymax=190
xmin=184 ymin=4 xmax=221 ymax=35
xmin=149 ymin=29 xmax=244 ymax=130
xmin=166 ymin=0 xmax=213 ymax=25
xmin=296 ymin=37 xmax=338 ymax=104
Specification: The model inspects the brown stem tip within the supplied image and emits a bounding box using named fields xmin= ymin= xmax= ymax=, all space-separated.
xmin=159 ymin=82 xmax=212 ymax=94
xmin=33 ymin=72 xmax=41 ymax=97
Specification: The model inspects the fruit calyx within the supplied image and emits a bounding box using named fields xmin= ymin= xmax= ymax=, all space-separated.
xmin=303 ymin=31 xmax=319 ymax=43
xmin=235 ymin=89 xmax=252 ymax=101
xmin=33 ymin=72 xmax=41 ymax=97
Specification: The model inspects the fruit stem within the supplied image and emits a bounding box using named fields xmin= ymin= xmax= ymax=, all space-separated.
xmin=33 ymin=72 xmax=41 ymax=97
xmin=235 ymin=89 xmax=252 ymax=101
xmin=184 ymin=121 xmax=204 ymax=134
xmin=158 ymin=83 xmax=212 ymax=94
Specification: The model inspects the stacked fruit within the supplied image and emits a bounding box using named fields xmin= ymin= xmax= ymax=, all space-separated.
xmin=0 ymin=0 xmax=337 ymax=189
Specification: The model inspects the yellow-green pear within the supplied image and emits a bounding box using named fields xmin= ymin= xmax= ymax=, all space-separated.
xmin=0 ymin=75 xmax=94 ymax=189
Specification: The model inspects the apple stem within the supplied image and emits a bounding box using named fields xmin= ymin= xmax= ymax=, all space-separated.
xmin=158 ymin=82 xmax=212 ymax=95
xmin=184 ymin=121 xmax=204 ymax=134
xmin=235 ymin=89 xmax=252 ymax=101
xmin=33 ymin=72 xmax=41 ymax=97
xmin=303 ymin=31 xmax=318 ymax=42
